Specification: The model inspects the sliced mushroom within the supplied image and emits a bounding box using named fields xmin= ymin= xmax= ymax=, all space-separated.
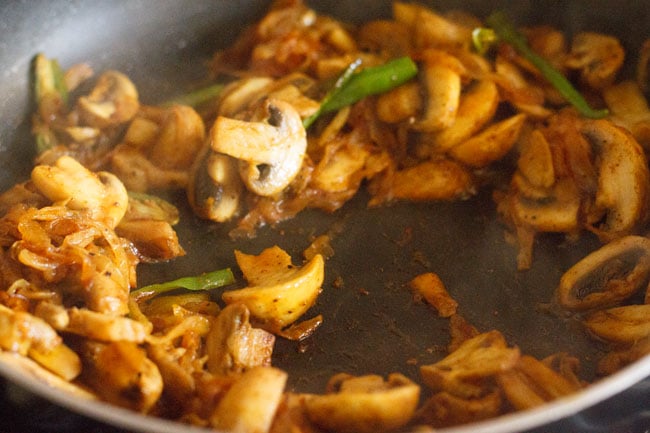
xmin=210 ymin=366 xmax=287 ymax=433
xmin=565 ymin=32 xmax=625 ymax=90
xmin=64 ymin=307 xmax=148 ymax=343
xmin=418 ymin=79 xmax=499 ymax=156
xmin=413 ymin=49 xmax=464 ymax=132
xmin=304 ymin=373 xmax=420 ymax=433
xmin=187 ymin=144 xmax=242 ymax=222
xmin=584 ymin=304 xmax=650 ymax=343
xmin=393 ymin=2 xmax=473 ymax=49
xmin=420 ymin=330 xmax=520 ymax=398
xmin=80 ymin=340 xmax=162 ymax=413
xmin=211 ymin=98 xmax=307 ymax=197
xmin=416 ymin=389 xmax=502 ymax=428
xmin=222 ymin=246 xmax=324 ymax=331
xmin=0 ymin=305 xmax=81 ymax=381
xmin=582 ymin=119 xmax=650 ymax=239
xmin=390 ymin=159 xmax=476 ymax=201
xmin=496 ymin=355 xmax=581 ymax=410
xmin=449 ymin=113 xmax=527 ymax=168
xmin=77 ymin=70 xmax=139 ymax=128
xmin=147 ymin=104 xmax=206 ymax=170
xmin=556 ymin=235 xmax=650 ymax=311
xmin=31 ymin=155 xmax=128 ymax=229
xmin=602 ymin=80 xmax=650 ymax=149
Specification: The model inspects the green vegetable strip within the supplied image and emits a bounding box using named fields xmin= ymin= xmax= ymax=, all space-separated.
xmin=486 ymin=11 xmax=608 ymax=119
xmin=303 ymin=56 xmax=419 ymax=128
xmin=162 ymin=83 xmax=225 ymax=107
xmin=130 ymin=267 xmax=235 ymax=301
xmin=33 ymin=53 xmax=68 ymax=106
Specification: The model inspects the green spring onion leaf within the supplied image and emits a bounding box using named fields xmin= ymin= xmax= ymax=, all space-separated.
xmin=130 ymin=267 xmax=235 ymax=302
xmin=485 ymin=11 xmax=608 ymax=119
xmin=303 ymin=56 xmax=418 ymax=129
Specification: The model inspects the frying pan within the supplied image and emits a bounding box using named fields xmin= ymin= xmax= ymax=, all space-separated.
xmin=1 ymin=1 xmax=650 ymax=432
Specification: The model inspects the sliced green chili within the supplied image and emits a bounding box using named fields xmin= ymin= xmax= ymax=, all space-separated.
xmin=303 ymin=56 xmax=419 ymax=129
xmin=130 ymin=267 xmax=235 ymax=302
xmin=162 ymin=83 xmax=225 ymax=108
xmin=33 ymin=53 xmax=68 ymax=107
xmin=485 ymin=11 xmax=608 ymax=119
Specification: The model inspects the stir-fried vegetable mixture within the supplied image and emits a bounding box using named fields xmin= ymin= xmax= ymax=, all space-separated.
xmin=3 ymin=1 xmax=650 ymax=431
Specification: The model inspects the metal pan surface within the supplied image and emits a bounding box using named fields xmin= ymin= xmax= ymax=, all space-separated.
xmin=1 ymin=1 xmax=650 ymax=432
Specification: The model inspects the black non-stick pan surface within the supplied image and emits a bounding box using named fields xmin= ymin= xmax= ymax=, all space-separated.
xmin=1 ymin=1 xmax=650 ymax=432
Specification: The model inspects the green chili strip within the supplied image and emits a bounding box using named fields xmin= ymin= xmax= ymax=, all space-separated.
xmin=130 ymin=267 xmax=235 ymax=302
xmin=485 ymin=11 xmax=608 ymax=119
xmin=162 ymin=83 xmax=225 ymax=107
xmin=303 ymin=56 xmax=418 ymax=129
xmin=33 ymin=53 xmax=68 ymax=106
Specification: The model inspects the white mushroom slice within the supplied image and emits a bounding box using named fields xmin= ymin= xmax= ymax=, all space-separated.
xmin=31 ymin=155 xmax=128 ymax=228
xmin=449 ymin=113 xmax=527 ymax=168
xmin=210 ymin=366 xmax=287 ymax=433
xmin=222 ymin=246 xmax=324 ymax=331
xmin=65 ymin=307 xmax=148 ymax=343
xmin=413 ymin=49 xmax=463 ymax=132
xmin=77 ymin=70 xmax=139 ymax=128
xmin=581 ymin=119 xmax=650 ymax=238
xmin=217 ymin=76 xmax=275 ymax=117
xmin=584 ymin=304 xmax=650 ymax=343
xmin=556 ymin=235 xmax=650 ymax=311
xmin=304 ymin=373 xmax=420 ymax=433
xmin=211 ymin=98 xmax=307 ymax=197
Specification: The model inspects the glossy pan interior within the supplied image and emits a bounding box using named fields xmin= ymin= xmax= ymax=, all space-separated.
xmin=1 ymin=1 xmax=650 ymax=432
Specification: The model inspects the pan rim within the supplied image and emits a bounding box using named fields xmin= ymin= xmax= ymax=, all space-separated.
xmin=1 ymin=350 xmax=649 ymax=433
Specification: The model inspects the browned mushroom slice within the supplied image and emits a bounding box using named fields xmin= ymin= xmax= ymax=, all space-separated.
xmin=80 ymin=340 xmax=163 ymax=413
xmin=496 ymin=355 xmax=582 ymax=410
xmin=77 ymin=70 xmax=139 ymax=128
xmin=556 ymin=236 xmax=650 ymax=311
xmin=565 ymin=32 xmax=625 ymax=90
xmin=449 ymin=113 xmax=527 ymax=168
xmin=584 ymin=304 xmax=650 ymax=343
xmin=582 ymin=119 xmax=650 ymax=239
xmin=304 ymin=373 xmax=420 ymax=433
xmin=412 ymin=49 xmax=463 ymax=132
xmin=420 ymin=330 xmax=520 ymax=398
xmin=393 ymin=2 xmax=473 ymax=49
xmin=0 ymin=304 xmax=81 ymax=381
xmin=416 ymin=389 xmax=502 ymax=428
xmin=390 ymin=159 xmax=475 ymax=201
xmin=31 ymin=155 xmax=129 ymax=229
xmin=210 ymin=366 xmax=288 ymax=433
